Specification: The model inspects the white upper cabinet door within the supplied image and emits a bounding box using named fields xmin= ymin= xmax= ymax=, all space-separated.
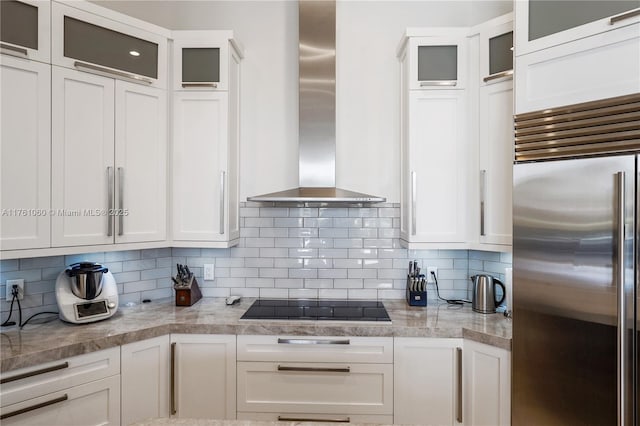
xmin=51 ymin=2 xmax=167 ymax=89
xmin=403 ymin=90 xmax=469 ymax=244
xmin=408 ymin=35 xmax=467 ymax=90
xmin=479 ymin=16 xmax=513 ymax=86
xmin=479 ymin=80 xmax=513 ymax=246
xmin=51 ymin=67 xmax=115 ymax=247
xmin=515 ymin=0 xmax=640 ymax=56
xmin=0 ymin=56 xmax=51 ymax=250
xmin=225 ymin=47 xmax=241 ymax=241
xmin=172 ymin=31 xmax=233 ymax=91
xmin=0 ymin=0 xmax=50 ymax=63
xmin=172 ymin=91 xmax=229 ymax=242
xmin=114 ymin=81 xmax=167 ymax=243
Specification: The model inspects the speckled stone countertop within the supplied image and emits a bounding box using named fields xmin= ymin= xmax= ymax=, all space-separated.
xmin=0 ymin=298 xmax=511 ymax=373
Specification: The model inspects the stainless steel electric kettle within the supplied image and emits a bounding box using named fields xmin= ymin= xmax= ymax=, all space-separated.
xmin=470 ymin=274 xmax=505 ymax=314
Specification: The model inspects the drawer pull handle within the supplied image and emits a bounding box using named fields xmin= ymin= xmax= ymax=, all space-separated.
xmin=609 ymin=8 xmax=640 ymax=25
xmin=278 ymin=415 xmax=350 ymax=423
xmin=182 ymin=82 xmax=218 ymax=88
xmin=170 ymin=342 xmax=177 ymax=415
xmin=0 ymin=43 xmax=28 ymax=58
xmin=419 ymin=80 xmax=457 ymax=87
xmin=482 ymin=69 xmax=513 ymax=83
xmin=74 ymin=61 xmax=153 ymax=85
xmin=0 ymin=394 xmax=68 ymax=420
xmin=1 ymin=362 xmax=69 ymax=384
xmin=277 ymin=338 xmax=350 ymax=345
xmin=277 ymin=365 xmax=350 ymax=373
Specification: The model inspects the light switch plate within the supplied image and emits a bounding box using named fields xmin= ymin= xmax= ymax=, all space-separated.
xmin=204 ymin=263 xmax=215 ymax=281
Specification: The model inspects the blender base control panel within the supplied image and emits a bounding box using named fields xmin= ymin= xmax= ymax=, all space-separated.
xmin=76 ymin=300 xmax=109 ymax=319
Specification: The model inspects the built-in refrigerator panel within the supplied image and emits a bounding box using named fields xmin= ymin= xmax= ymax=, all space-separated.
xmin=513 ymin=155 xmax=637 ymax=425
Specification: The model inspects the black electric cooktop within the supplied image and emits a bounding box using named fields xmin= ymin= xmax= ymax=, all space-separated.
xmin=240 ymin=299 xmax=391 ymax=322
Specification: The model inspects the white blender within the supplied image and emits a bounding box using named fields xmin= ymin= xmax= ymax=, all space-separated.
xmin=55 ymin=262 xmax=119 ymax=324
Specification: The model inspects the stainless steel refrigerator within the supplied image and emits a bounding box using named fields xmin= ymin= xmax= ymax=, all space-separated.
xmin=512 ymin=93 xmax=639 ymax=425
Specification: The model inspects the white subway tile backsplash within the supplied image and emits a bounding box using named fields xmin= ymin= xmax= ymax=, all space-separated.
xmin=3 ymin=203 xmax=514 ymax=322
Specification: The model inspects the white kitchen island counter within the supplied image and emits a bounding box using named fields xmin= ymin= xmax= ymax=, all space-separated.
xmin=0 ymin=297 xmax=511 ymax=373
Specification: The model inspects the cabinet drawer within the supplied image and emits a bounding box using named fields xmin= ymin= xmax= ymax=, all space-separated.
xmin=237 ymin=335 xmax=393 ymax=364
xmin=0 ymin=375 xmax=120 ymax=425
xmin=0 ymin=347 xmax=120 ymax=407
xmin=237 ymin=411 xmax=394 ymax=424
xmin=237 ymin=361 xmax=393 ymax=415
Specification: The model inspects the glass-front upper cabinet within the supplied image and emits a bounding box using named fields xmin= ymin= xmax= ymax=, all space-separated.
xmin=51 ymin=2 xmax=168 ymax=88
xmin=173 ymin=31 xmax=239 ymax=91
xmin=515 ymin=0 xmax=640 ymax=55
xmin=0 ymin=0 xmax=50 ymax=63
xmin=400 ymin=30 xmax=467 ymax=90
xmin=480 ymin=15 xmax=513 ymax=85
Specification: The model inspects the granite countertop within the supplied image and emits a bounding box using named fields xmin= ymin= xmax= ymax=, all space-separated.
xmin=0 ymin=298 xmax=511 ymax=373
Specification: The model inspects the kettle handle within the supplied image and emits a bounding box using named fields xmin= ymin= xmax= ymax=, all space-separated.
xmin=494 ymin=278 xmax=506 ymax=307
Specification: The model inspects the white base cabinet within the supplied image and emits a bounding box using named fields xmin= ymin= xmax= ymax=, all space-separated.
xmin=394 ymin=338 xmax=463 ymax=425
xmin=170 ymin=334 xmax=236 ymax=420
xmin=463 ymin=340 xmax=511 ymax=426
xmin=121 ymin=335 xmax=170 ymax=425
xmin=0 ymin=347 xmax=120 ymax=426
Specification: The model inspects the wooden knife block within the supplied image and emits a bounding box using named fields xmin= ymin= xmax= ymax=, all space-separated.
xmin=174 ymin=276 xmax=202 ymax=306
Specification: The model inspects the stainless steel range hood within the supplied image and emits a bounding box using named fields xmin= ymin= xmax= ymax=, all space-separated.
xmin=247 ymin=0 xmax=385 ymax=204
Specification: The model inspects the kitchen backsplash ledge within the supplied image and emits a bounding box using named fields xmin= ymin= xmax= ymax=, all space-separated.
xmin=0 ymin=203 xmax=512 ymax=321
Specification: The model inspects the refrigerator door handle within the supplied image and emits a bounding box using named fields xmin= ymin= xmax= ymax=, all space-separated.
xmin=615 ymin=171 xmax=626 ymax=426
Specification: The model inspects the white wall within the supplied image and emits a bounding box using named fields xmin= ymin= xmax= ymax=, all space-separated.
xmin=92 ymin=0 xmax=511 ymax=203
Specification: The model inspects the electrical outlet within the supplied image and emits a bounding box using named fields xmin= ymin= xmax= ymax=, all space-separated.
xmin=6 ymin=279 xmax=24 ymax=301
xmin=426 ymin=267 xmax=438 ymax=284
xmin=204 ymin=263 xmax=215 ymax=281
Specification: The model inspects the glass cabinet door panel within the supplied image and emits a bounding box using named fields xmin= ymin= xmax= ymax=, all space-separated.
xmin=528 ymin=0 xmax=638 ymax=41
xmin=489 ymin=31 xmax=513 ymax=75
xmin=64 ymin=16 xmax=158 ymax=79
xmin=182 ymin=47 xmax=220 ymax=83
xmin=417 ymin=45 xmax=457 ymax=81
xmin=1 ymin=0 xmax=38 ymax=49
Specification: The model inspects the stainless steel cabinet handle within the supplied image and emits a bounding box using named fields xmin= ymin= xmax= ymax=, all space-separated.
xmin=170 ymin=342 xmax=176 ymax=415
xmin=0 ymin=362 xmax=69 ymax=384
xmin=480 ymin=169 xmax=487 ymax=236
xmin=456 ymin=347 xmax=462 ymax=423
xmin=483 ymin=69 xmax=513 ymax=83
xmin=277 ymin=338 xmax=350 ymax=345
xmin=107 ymin=167 xmax=114 ymax=237
xmin=278 ymin=416 xmax=350 ymax=423
xmin=118 ymin=167 xmax=124 ymax=236
xmin=0 ymin=43 xmax=28 ymax=58
xmin=411 ymin=171 xmax=417 ymax=236
xmin=182 ymin=82 xmax=218 ymax=88
xmin=219 ymin=171 xmax=226 ymax=234
xmin=277 ymin=365 xmax=350 ymax=373
xmin=615 ymin=171 xmax=626 ymax=426
xmin=74 ymin=61 xmax=153 ymax=85
xmin=0 ymin=395 xmax=68 ymax=420
xmin=420 ymin=80 xmax=457 ymax=87
xmin=609 ymin=8 xmax=640 ymax=25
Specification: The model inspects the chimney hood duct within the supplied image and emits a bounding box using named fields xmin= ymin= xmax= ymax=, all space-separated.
xmin=247 ymin=0 xmax=385 ymax=204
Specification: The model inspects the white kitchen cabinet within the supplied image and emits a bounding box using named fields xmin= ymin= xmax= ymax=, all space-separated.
xmin=172 ymin=33 xmax=241 ymax=247
xmin=114 ymin=80 xmax=167 ymax=244
xmin=0 ymin=55 xmax=51 ymax=250
xmin=237 ymin=335 xmax=393 ymax=421
xmin=173 ymin=30 xmax=238 ymax=91
xmin=0 ymin=347 xmax=120 ymax=425
xmin=394 ymin=338 xmax=463 ymax=425
xmin=170 ymin=334 xmax=236 ymax=420
xmin=0 ymin=0 xmax=51 ymax=63
xmin=514 ymin=1 xmax=640 ymax=113
xmin=51 ymin=67 xmax=167 ymax=247
xmin=476 ymin=14 xmax=513 ymax=247
xmin=463 ymin=340 xmax=511 ymax=426
xmin=398 ymin=30 xmax=470 ymax=248
xmin=51 ymin=2 xmax=167 ymax=89
xmin=121 ymin=335 xmax=170 ymax=425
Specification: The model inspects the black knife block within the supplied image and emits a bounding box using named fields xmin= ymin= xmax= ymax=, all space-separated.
xmin=174 ymin=276 xmax=202 ymax=306
xmin=406 ymin=275 xmax=427 ymax=307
